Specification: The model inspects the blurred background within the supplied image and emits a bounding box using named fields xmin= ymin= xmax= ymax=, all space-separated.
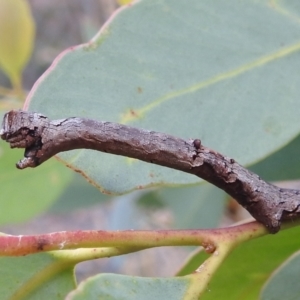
xmin=0 ymin=0 xmax=118 ymax=91
xmin=0 ymin=0 xmax=252 ymax=282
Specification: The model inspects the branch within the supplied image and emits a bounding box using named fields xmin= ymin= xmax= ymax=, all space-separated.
xmin=1 ymin=110 xmax=300 ymax=233
xmin=0 ymin=221 xmax=267 ymax=256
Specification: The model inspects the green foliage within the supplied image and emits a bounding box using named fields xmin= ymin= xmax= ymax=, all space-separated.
xmin=26 ymin=0 xmax=300 ymax=194
xmin=250 ymin=134 xmax=300 ymax=181
xmin=0 ymin=251 xmax=75 ymax=299
xmin=260 ymin=250 xmax=300 ymax=299
xmin=1 ymin=0 xmax=300 ymax=299
xmin=157 ymin=184 xmax=226 ymax=229
xmin=0 ymin=141 xmax=73 ymax=225
xmin=177 ymin=226 xmax=300 ymax=299
xmin=66 ymin=274 xmax=192 ymax=300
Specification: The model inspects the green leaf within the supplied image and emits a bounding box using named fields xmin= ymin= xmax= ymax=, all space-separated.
xmin=0 ymin=251 xmax=75 ymax=300
xmin=177 ymin=226 xmax=300 ymax=300
xmin=0 ymin=141 xmax=73 ymax=225
xmin=66 ymin=273 xmax=194 ymax=300
xmin=260 ymin=251 xmax=300 ymax=300
xmin=0 ymin=0 xmax=35 ymax=89
xmin=26 ymin=0 xmax=300 ymax=194
xmin=106 ymin=183 xmax=226 ymax=232
xmin=158 ymin=183 xmax=226 ymax=229
xmin=250 ymin=134 xmax=300 ymax=182
xmin=48 ymin=172 xmax=110 ymax=214
xmin=176 ymin=248 xmax=207 ymax=277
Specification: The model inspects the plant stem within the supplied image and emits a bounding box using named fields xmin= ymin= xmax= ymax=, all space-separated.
xmin=184 ymin=221 xmax=269 ymax=297
xmin=2 ymin=110 xmax=300 ymax=232
xmin=0 ymin=221 xmax=268 ymax=256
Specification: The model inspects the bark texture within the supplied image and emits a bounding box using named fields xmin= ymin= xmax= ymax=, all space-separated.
xmin=1 ymin=110 xmax=300 ymax=233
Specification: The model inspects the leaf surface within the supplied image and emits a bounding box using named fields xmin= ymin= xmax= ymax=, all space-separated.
xmin=0 ymin=251 xmax=75 ymax=300
xmin=250 ymin=134 xmax=300 ymax=182
xmin=158 ymin=183 xmax=226 ymax=229
xmin=260 ymin=250 xmax=300 ymax=300
xmin=0 ymin=140 xmax=73 ymax=225
xmin=26 ymin=0 xmax=300 ymax=194
xmin=66 ymin=273 xmax=195 ymax=300
xmin=177 ymin=226 xmax=300 ymax=299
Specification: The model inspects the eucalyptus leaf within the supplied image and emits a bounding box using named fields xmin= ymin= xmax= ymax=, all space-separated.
xmin=0 ymin=142 xmax=73 ymax=225
xmin=177 ymin=226 xmax=300 ymax=300
xmin=250 ymin=134 xmax=300 ymax=182
xmin=26 ymin=0 xmax=300 ymax=195
xmin=66 ymin=273 xmax=193 ymax=300
xmin=48 ymin=172 xmax=110 ymax=214
xmin=0 ymin=251 xmax=75 ymax=300
xmin=260 ymin=250 xmax=300 ymax=300
xmin=158 ymin=183 xmax=226 ymax=229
